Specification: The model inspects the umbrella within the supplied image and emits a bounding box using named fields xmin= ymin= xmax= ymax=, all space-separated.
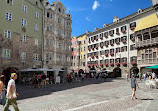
xmin=146 ymin=65 xmax=158 ymax=69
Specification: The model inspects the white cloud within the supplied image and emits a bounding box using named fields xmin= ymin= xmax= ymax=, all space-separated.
xmin=92 ymin=0 xmax=100 ymax=11
xmin=86 ymin=17 xmax=90 ymax=22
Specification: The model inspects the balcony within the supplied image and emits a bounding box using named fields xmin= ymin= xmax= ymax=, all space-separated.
xmin=138 ymin=58 xmax=158 ymax=64
xmin=91 ymin=55 xmax=94 ymax=58
xmin=135 ymin=37 xmax=158 ymax=48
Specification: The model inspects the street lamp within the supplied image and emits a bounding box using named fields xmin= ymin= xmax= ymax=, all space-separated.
xmin=151 ymin=0 xmax=158 ymax=9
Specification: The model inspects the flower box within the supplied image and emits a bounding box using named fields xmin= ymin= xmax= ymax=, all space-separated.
xmin=104 ymin=35 xmax=108 ymax=38
xmin=90 ymin=64 xmax=94 ymax=67
xmin=122 ymin=40 xmax=126 ymax=43
xmin=100 ymin=37 xmax=103 ymax=39
xmin=131 ymin=61 xmax=137 ymax=65
xmin=121 ymin=30 xmax=126 ymax=33
xmin=110 ymin=34 xmax=113 ymax=36
xmin=130 ymin=27 xmax=135 ymax=30
xmin=110 ymin=43 xmax=114 ymax=46
xmin=105 ymin=44 xmax=108 ymax=47
xmin=131 ymin=38 xmax=135 ymax=42
xmin=116 ymin=42 xmax=120 ymax=45
xmin=110 ymin=53 xmax=114 ymax=56
xmin=92 ymin=40 xmax=94 ymax=42
xmin=110 ymin=63 xmax=114 ymax=66
xmin=105 ymin=54 xmax=108 ymax=56
xmin=100 ymin=64 xmax=103 ymax=66
xmin=100 ymin=46 xmax=103 ymax=48
xmin=115 ymin=62 xmax=120 ymax=66
xmin=88 ymin=41 xmax=91 ymax=43
xmin=116 ymin=32 xmax=120 ymax=35
xmin=91 ymin=56 xmax=94 ymax=58
xmin=96 ymin=39 xmax=98 ymax=41
xmin=95 ymin=55 xmax=98 ymax=58
xmin=87 ymin=64 xmax=90 ymax=67
xmin=104 ymin=63 xmax=108 ymax=66
xmin=122 ymin=62 xmax=127 ymax=66
xmin=95 ymin=64 xmax=98 ymax=67
xmin=95 ymin=47 xmax=98 ymax=49
xmin=88 ymin=49 xmax=91 ymax=51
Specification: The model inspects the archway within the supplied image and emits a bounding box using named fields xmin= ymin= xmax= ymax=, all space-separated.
xmin=130 ymin=67 xmax=139 ymax=77
xmin=2 ymin=67 xmax=19 ymax=85
xmin=113 ymin=67 xmax=122 ymax=77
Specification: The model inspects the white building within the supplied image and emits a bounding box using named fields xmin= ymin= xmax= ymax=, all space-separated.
xmin=87 ymin=6 xmax=156 ymax=77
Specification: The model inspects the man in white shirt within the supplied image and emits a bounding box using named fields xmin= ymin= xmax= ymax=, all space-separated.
xmin=4 ymin=73 xmax=19 ymax=111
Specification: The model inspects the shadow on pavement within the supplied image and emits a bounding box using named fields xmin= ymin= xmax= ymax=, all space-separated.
xmin=140 ymin=98 xmax=154 ymax=100
xmin=16 ymin=78 xmax=119 ymax=100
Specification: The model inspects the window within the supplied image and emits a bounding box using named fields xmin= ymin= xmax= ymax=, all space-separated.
xmin=121 ymin=26 xmax=127 ymax=31
xmin=22 ymin=5 xmax=27 ymax=12
xmin=84 ymin=47 xmax=86 ymax=51
xmin=6 ymin=12 xmax=12 ymax=21
xmin=6 ymin=0 xmax=13 ymax=5
xmin=58 ymin=43 xmax=61 ymax=49
xmin=4 ymin=30 xmax=11 ymax=39
xmin=109 ymin=30 xmax=114 ymax=35
xmin=34 ymin=39 xmax=38 ymax=45
xmin=21 ymin=19 xmax=27 ymax=27
xmin=47 ymin=12 xmax=49 ymax=17
xmin=34 ymin=24 xmax=38 ymax=31
xmin=50 ymin=13 xmax=53 ymax=18
xmin=153 ymin=52 xmax=156 ymax=58
xmin=36 ymin=1 xmax=39 ymax=6
xmin=58 ymin=18 xmax=62 ymax=24
xmin=34 ymin=54 xmax=38 ymax=61
xmin=46 ymin=38 xmax=50 ymax=46
xmin=21 ymin=35 xmax=26 ymax=42
xmin=21 ymin=52 xmax=26 ymax=60
xmin=3 ymin=49 xmax=11 ymax=58
xmin=35 ymin=12 xmax=39 ymax=18
xmin=116 ymin=48 xmax=120 ymax=53
xmin=58 ymin=29 xmax=62 ymax=35
xmin=130 ymin=45 xmax=136 ymax=51
xmin=130 ymin=22 xmax=136 ymax=28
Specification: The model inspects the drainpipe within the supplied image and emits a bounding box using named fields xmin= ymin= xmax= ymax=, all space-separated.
xmin=42 ymin=2 xmax=45 ymax=68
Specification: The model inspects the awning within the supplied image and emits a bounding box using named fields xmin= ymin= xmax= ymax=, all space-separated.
xmin=19 ymin=68 xmax=55 ymax=72
xmin=146 ymin=65 xmax=158 ymax=69
xmin=134 ymin=14 xmax=158 ymax=32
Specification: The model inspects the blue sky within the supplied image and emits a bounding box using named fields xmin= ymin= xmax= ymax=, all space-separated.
xmin=48 ymin=0 xmax=152 ymax=37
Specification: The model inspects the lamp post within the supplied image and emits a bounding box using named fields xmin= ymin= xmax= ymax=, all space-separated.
xmin=151 ymin=0 xmax=158 ymax=10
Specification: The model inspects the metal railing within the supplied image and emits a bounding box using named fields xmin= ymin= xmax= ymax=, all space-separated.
xmin=138 ymin=58 xmax=158 ymax=64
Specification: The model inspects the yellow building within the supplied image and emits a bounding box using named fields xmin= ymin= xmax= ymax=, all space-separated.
xmin=76 ymin=33 xmax=88 ymax=72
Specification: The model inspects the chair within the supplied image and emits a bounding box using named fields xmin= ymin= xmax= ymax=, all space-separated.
xmin=145 ymin=80 xmax=151 ymax=88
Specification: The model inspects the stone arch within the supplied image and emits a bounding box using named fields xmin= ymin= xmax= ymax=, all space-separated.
xmin=130 ymin=67 xmax=139 ymax=77
xmin=113 ymin=67 xmax=121 ymax=77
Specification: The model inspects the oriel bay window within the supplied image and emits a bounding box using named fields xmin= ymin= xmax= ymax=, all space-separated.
xmin=110 ymin=59 xmax=114 ymax=66
xmin=116 ymin=28 xmax=120 ymax=34
xmin=105 ymin=41 xmax=109 ymax=47
xmin=100 ymin=42 xmax=104 ymax=48
xmin=130 ymin=22 xmax=136 ymax=30
xmin=130 ymin=56 xmax=137 ymax=65
xmin=109 ymin=30 xmax=114 ymax=36
xmin=143 ymin=32 xmax=150 ymax=40
xmin=130 ymin=34 xmax=135 ymax=42
xmin=115 ymin=38 xmax=120 ymax=44
xmin=121 ymin=36 xmax=127 ymax=43
xmin=121 ymin=25 xmax=127 ymax=33
xmin=122 ymin=57 xmax=127 ymax=66
xmin=110 ymin=39 xmax=114 ymax=46
xmin=121 ymin=46 xmax=127 ymax=52
xmin=110 ymin=49 xmax=114 ymax=56
xmin=104 ymin=32 xmax=108 ymax=37
xmin=115 ymin=58 xmax=120 ymax=66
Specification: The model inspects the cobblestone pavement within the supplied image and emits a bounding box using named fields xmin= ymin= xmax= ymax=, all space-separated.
xmin=0 ymin=78 xmax=158 ymax=111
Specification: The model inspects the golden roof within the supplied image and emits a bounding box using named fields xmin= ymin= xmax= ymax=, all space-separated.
xmin=134 ymin=14 xmax=158 ymax=32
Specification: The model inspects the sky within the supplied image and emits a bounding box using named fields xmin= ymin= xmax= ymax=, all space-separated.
xmin=48 ymin=0 xmax=152 ymax=37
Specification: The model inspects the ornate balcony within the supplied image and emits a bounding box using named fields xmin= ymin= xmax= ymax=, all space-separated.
xmin=135 ymin=37 xmax=158 ymax=48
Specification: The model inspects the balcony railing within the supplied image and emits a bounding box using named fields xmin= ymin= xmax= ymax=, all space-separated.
xmin=138 ymin=58 xmax=158 ymax=64
xmin=135 ymin=37 xmax=158 ymax=48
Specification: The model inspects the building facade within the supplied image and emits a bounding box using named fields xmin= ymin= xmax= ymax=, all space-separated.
xmin=87 ymin=6 xmax=157 ymax=77
xmin=71 ymin=36 xmax=77 ymax=72
xmin=0 ymin=0 xmax=43 ymax=74
xmin=135 ymin=7 xmax=158 ymax=73
xmin=44 ymin=1 xmax=72 ymax=77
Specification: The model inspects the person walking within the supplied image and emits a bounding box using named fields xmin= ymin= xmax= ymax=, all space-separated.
xmin=0 ymin=75 xmax=7 ymax=107
xmin=143 ymin=72 xmax=146 ymax=82
xmin=126 ymin=73 xmax=129 ymax=81
xmin=131 ymin=74 xmax=139 ymax=100
xmin=4 ymin=73 xmax=19 ymax=111
xmin=138 ymin=72 xmax=142 ymax=82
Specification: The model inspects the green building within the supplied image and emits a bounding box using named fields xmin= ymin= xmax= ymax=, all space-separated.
xmin=0 ymin=0 xmax=44 ymax=75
